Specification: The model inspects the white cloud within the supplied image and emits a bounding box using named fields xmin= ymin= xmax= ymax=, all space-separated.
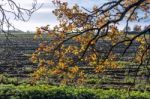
xmin=12 ymin=19 xmax=58 ymax=32
xmin=1 ymin=0 xmax=56 ymax=31
xmin=37 ymin=8 xmax=53 ymax=13
xmin=14 ymin=0 xmax=51 ymax=5
xmin=4 ymin=0 xmax=147 ymax=32
xmin=3 ymin=0 xmax=108 ymax=31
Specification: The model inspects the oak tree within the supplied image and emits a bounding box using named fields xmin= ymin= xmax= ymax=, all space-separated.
xmin=32 ymin=0 xmax=150 ymax=85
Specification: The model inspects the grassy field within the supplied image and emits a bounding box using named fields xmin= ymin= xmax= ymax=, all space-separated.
xmin=0 ymin=84 xmax=150 ymax=99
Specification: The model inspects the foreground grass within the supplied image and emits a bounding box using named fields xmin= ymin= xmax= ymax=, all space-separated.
xmin=0 ymin=84 xmax=150 ymax=99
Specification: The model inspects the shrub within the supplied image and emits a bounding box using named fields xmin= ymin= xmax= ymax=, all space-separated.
xmin=0 ymin=84 xmax=150 ymax=99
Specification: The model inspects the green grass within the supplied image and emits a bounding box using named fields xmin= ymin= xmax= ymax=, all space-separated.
xmin=117 ymin=61 xmax=136 ymax=67
xmin=0 ymin=84 xmax=150 ymax=99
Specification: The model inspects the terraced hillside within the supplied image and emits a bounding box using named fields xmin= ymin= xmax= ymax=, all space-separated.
xmin=0 ymin=33 xmax=150 ymax=90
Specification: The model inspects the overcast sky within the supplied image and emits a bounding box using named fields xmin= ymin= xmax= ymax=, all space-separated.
xmin=6 ymin=0 xmax=103 ymax=32
xmin=4 ymin=0 xmax=149 ymax=32
xmin=9 ymin=0 xmax=57 ymax=32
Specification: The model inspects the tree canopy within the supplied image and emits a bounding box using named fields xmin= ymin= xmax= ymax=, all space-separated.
xmin=31 ymin=0 xmax=150 ymax=84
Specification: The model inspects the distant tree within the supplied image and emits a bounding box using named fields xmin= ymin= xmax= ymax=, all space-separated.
xmin=123 ymin=26 xmax=131 ymax=32
xmin=144 ymin=25 xmax=150 ymax=31
xmin=133 ymin=25 xmax=142 ymax=32
xmin=31 ymin=0 xmax=150 ymax=85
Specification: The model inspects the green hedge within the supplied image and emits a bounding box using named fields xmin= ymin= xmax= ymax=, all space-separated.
xmin=0 ymin=84 xmax=150 ymax=99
